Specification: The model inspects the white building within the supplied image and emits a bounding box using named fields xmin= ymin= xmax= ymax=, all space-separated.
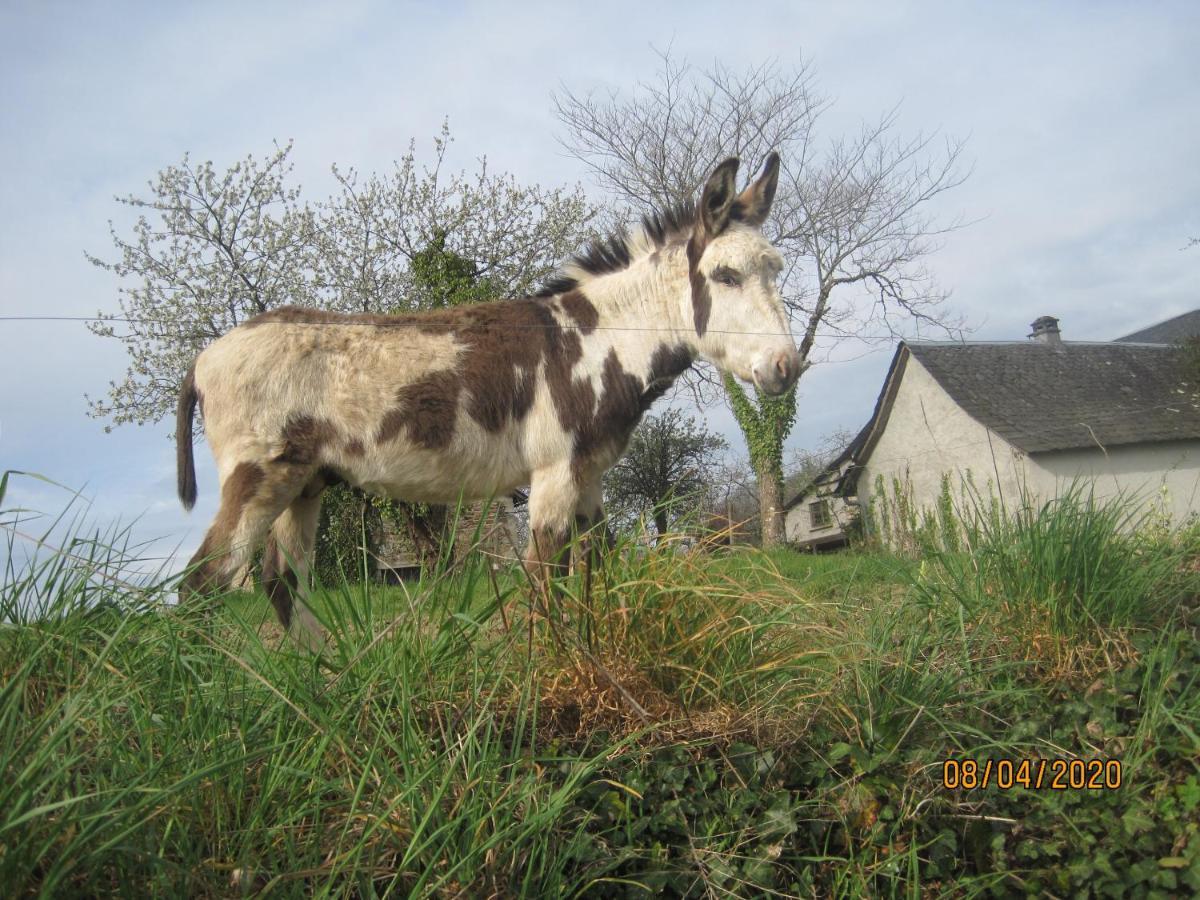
xmin=784 ymin=312 xmax=1200 ymax=549
xmin=783 ymin=454 xmax=859 ymax=550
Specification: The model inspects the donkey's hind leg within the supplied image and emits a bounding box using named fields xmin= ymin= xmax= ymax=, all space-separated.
xmin=262 ymin=478 xmax=326 ymax=650
xmin=181 ymin=461 xmax=306 ymax=609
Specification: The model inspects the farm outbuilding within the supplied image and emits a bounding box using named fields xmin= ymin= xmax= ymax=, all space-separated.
xmin=785 ymin=311 xmax=1200 ymax=549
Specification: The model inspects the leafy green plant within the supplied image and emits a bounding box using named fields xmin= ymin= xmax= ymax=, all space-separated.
xmin=933 ymin=481 xmax=1198 ymax=634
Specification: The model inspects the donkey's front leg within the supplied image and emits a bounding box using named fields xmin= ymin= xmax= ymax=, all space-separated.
xmin=572 ymin=479 xmax=611 ymax=572
xmin=523 ymin=464 xmax=580 ymax=602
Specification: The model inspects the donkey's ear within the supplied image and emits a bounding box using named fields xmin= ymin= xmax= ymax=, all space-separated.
xmin=735 ymin=152 xmax=781 ymax=229
xmin=699 ymin=157 xmax=740 ymax=237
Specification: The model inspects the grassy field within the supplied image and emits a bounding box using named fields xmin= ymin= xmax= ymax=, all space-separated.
xmin=2 ymin=483 xmax=1199 ymax=897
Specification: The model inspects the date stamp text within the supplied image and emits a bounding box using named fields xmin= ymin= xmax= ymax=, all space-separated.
xmin=942 ymin=758 xmax=1122 ymax=791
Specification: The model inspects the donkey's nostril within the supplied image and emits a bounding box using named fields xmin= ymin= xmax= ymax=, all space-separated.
xmin=755 ymin=351 xmax=802 ymax=395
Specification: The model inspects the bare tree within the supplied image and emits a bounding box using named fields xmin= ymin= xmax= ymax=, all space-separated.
xmin=784 ymin=426 xmax=856 ymax=497
xmin=87 ymin=122 xmax=598 ymax=430
xmin=554 ymin=50 xmax=968 ymax=545
xmin=703 ymin=456 xmax=762 ymax=545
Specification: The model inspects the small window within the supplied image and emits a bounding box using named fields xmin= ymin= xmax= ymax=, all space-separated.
xmin=809 ymin=499 xmax=833 ymax=529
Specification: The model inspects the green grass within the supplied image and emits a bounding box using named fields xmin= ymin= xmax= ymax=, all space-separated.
xmin=2 ymin=476 xmax=1199 ymax=896
xmin=933 ymin=482 xmax=1198 ymax=633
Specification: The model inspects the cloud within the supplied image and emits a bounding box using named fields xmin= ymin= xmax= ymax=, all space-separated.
xmin=2 ymin=1 xmax=1197 ymax=574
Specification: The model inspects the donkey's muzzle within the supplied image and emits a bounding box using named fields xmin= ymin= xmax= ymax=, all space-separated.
xmin=754 ymin=348 xmax=803 ymax=396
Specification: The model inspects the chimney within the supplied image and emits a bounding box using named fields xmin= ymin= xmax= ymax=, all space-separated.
xmin=1029 ymin=315 xmax=1062 ymax=346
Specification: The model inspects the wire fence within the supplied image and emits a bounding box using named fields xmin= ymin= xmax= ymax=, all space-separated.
xmin=1 ymin=313 xmax=918 ymax=342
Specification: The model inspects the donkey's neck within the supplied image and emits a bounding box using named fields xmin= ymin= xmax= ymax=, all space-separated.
xmin=565 ymin=242 xmax=695 ymax=353
xmin=547 ymin=242 xmax=697 ymax=419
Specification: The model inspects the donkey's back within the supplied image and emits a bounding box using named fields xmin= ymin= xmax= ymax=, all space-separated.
xmin=183 ymin=299 xmax=596 ymax=507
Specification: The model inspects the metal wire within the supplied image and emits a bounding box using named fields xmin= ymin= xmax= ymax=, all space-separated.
xmin=0 ymin=313 xmax=914 ymax=341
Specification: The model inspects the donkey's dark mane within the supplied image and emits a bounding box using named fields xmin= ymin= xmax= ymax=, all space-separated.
xmin=537 ymin=199 xmax=699 ymax=297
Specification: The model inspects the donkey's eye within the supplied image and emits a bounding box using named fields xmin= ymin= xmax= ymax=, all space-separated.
xmin=712 ymin=267 xmax=742 ymax=288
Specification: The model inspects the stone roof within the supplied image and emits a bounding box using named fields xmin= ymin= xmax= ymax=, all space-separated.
xmin=1115 ymin=309 xmax=1200 ymax=345
xmin=906 ymin=341 xmax=1200 ymax=453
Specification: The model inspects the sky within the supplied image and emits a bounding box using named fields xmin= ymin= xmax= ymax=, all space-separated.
xmin=1 ymin=0 xmax=1197 ymax=573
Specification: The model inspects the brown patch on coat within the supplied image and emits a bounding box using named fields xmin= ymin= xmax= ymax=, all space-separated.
xmin=641 ymin=344 xmax=694 ymax=413
xmin=537 ymin=324 xmax=603 ymax=483
xmin=345 ymin=438 xmax=365 ymax=457
xmin=456 ymin=303 xmax=554 ymax=432
xmin=546 ymin=295 xmax=688 ymax=481
xmin=553 ymin=343 xmax=690 ymax=485
xmin=560 ymin=289 xmax=599 ymax=334
xmin=540 ymin=330 xmax=694 ymax=484
xmin=582 ymin=350 xmax=647 ymax=471
xmin=278 ymin=415 xmax=337 ymax=465
xmin=375 ymin=299 xmax=577 ymax=446
xmin=686 ymin=234 xmax=711 ymax=337
xmin=380 ymin=369 xmax=461 ymax=450
xmin=216 ymin=462 xmax=265 ymax=538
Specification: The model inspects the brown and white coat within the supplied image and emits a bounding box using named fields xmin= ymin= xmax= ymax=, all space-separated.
xmin=176 ymin=153 xmax=799 ymax=645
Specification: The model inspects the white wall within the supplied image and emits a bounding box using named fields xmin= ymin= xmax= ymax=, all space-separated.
xmin=858 ymin=354 xmax=1200 ymax=543
xmin=1029 ymin=440 xmax=1200 ymax=526
xmin=784 ymin=493 xmax=854 ymax=546
xmin=859 ymin=354 xmax=1032 ymax=532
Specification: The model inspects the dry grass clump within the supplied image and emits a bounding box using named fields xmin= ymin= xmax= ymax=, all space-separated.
xmin=495 ymin=541 xmax=843 ymax=748
xmin=529 ymin=650 xmax=792 ymax=749
xmin=961 ymin=597 xmax=1144 ymax=683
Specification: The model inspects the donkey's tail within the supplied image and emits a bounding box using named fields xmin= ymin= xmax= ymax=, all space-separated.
xmin=176 ymin=362 xmax=199 ymax=511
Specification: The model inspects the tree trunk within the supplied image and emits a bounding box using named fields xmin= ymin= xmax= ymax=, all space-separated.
xmin=722 ymin=373 xmax=797 ymax=551
xmin=758 ymin=466 xmax=785 ymax=548
xmin=653 ymin=510 xmax=669 ymax=544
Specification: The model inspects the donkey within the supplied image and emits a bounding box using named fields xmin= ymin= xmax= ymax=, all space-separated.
xmin=175 ymin=153 xmax=800 ymax=646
